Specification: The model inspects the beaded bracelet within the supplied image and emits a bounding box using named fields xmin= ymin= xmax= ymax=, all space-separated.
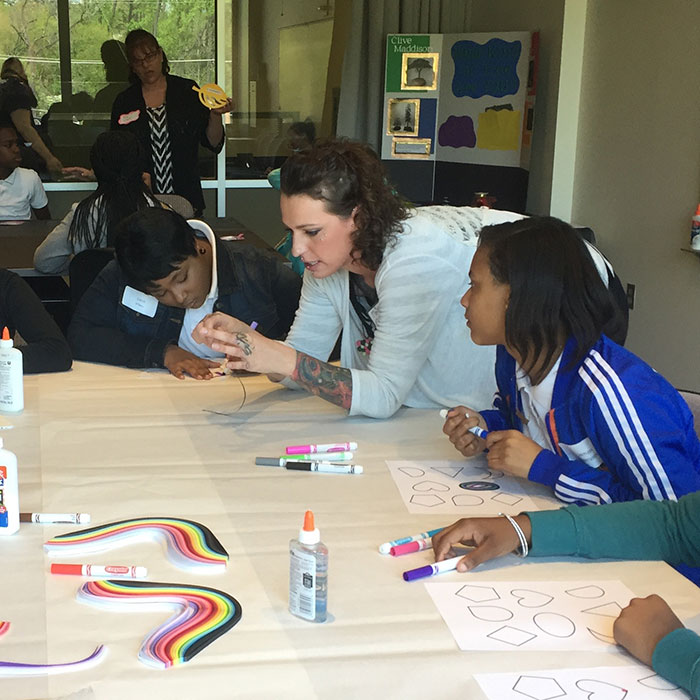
xmin=499 ymin=512 xmax=529 ymax=558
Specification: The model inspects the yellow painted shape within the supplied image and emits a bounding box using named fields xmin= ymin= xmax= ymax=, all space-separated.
xmin=192 ymin=83 xmax=228 ymax=109
xmin=477 ymin=110 xmax=521 ymax=151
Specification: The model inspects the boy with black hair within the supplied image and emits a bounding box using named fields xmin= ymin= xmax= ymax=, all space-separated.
xmin=68 ymin=208 xmax=302 ymax=379
xmin=0 ymin=121 xmax=50 ymax=220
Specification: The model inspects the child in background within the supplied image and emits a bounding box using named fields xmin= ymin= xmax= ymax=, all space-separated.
xmin=442 ymin=216 xmax=700 ymax=505
xmin=0 ymin=122 xmax=50 ymax=221
xmin=432 ymin=494 xmax=700 ymax=699
xmin=0 ymin=268 xmax=71 ymax=373
xmin=34 ymin=131 xmax=159 ymax=274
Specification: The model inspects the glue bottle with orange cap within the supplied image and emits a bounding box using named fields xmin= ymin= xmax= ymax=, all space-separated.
xmin=289 ymin=510 xmax=328 ymax=622
xmin=0 ymin=326 xmax=23 ymax=414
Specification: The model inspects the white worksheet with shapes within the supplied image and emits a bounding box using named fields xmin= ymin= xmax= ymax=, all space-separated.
xmin=475 ymin=665 xmax=691 ymax=699
xmin=386 ymin=458 xmax=538 ymax=515
xmin=426 ymin=579 xmax=636 ymax=652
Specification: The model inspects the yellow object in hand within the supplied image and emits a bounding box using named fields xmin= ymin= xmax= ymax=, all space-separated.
xmin=192 ymin=83 xmax=229 ymax=109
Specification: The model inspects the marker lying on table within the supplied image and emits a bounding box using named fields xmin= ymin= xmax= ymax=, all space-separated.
xmin=439 ymin=409 xmax=489 ymax=439
xmin=402 ymin=555 xmax=463 ymax=582
xmin=390 ymin=538 xmax=432 ymax=557
xmin=283 ymin=451 xmax=353 ymax=462
xmin=256 ymin=457 xmax=363 ymax=474
xmin=51 ymin=563 xmax=147 ymax=578
xmin=286 ymin=442 xmax=358 ymax=455
xmin=378 ymin=527 xmax=443 ymax=555
xmin=20 ymin=512 xmax=91 ymax=524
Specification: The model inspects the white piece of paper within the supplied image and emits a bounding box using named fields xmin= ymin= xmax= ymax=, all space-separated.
xmin=426 ymin=579 xmax=636 ymax=652
xmin=386 ymin=458 xmax=538 ymax=515
xmin=475 ymin=665 xmax=690 ymax=699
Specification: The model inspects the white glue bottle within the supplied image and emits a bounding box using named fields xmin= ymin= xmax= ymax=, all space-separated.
xmin=0 ymin=327 xmax=23 ymax=414
xmin=0 ymin=438 xmax=19 ymax=535
xmin=289 ymin=510 xmax=328 ymax=622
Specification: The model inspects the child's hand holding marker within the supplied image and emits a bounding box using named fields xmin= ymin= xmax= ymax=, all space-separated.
xmin=440 ymin=406 xmax=489 ymax=457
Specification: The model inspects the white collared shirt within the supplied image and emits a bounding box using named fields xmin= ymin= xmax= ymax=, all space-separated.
xmin=0 ymin=167 xmax=48 ymax=220
xmin=177 ymin=220 xmax=224 ymax=359
xmin=515 ymin=354 xmax=562 ymax=451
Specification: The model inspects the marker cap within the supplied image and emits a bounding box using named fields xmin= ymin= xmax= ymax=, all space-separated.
xmin=51 ymin=563 xmax=83 ymax=576
xmin=402 ymin=565 xmax=434 ymax=582
xmin=256 ymin=457 xmax=281 ymax=466
xmin=77 ymin=513 xmax=91 ymax=524
xmin=390 ymin=540 xmax=421 ymax=556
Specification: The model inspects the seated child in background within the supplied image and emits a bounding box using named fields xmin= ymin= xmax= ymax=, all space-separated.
xmin=34 ymin=131 xmax=160 ymax=274
xmin=443 ymin=216 xmax=700 ymax=505
xmin=68 ymin=208 xmax=302 ymax=379
xmin=0 ymin=268 xmax=71 ymax=373
xmin=0 ymin=121 xmax=50 ymax=221
xmin=432 ymin=493 xmax=700 ymax=697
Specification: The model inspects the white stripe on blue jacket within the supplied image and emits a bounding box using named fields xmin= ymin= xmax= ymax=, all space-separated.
xmin=480 ymin=336 xmax=700 ymax=505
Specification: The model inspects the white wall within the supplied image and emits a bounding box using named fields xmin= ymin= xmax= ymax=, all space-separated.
xmin=571 ymin=0 xmax=700 ymax=389
xmin=468 ymin=0 xmax=565 ymax=215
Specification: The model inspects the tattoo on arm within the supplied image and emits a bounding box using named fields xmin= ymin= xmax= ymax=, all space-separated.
xmin=234 ymin=332 xmax=253 ymax=356
xmin=291 ymin=352 xmax=353 ymax=410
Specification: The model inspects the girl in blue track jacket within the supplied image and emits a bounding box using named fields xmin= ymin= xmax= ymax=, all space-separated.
xmin=442 ymin=216 xmax=700 ymax=507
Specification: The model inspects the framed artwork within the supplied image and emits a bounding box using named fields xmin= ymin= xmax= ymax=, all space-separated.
xmin=401 ymin=52 xmax=439 ymax=90
xmin=387 ymin=98 xmax=421 ymax=136
xmin=391 ymin=137 xmax=432 ymax=159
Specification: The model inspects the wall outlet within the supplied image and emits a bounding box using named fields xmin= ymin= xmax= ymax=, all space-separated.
xmin=626 ymin=283 xmax=636 ymax=310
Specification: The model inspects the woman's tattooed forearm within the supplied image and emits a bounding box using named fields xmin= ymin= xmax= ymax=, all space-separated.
xmin=292 ymin=353 xmax=353 ymax=409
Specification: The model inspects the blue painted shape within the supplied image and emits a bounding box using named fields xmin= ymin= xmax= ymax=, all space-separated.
xmin=451 ymin=38 xmax=521 ymax=98
xmin=417 ymin=98 xmax=437 ymax=152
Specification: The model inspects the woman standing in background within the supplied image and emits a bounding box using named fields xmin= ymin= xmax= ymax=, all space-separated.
xmin=110 ymin=29 xmax=232 ymax=216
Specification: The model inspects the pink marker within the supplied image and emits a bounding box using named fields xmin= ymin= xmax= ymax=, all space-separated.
xmin=390 ymin=538 xmax=433 ymax=557
xmin=50 ymin=563 xmax=147 ymax=578
xmin=286 ymin=442 xmax=358 ymax=455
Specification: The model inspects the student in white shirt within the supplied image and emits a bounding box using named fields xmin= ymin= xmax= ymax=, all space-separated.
xmin=0 ymin=122 xmax=50 ymax=221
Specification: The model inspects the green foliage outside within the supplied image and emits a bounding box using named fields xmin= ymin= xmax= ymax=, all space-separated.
xmin=0 ymin=0 xmax=215 ymax=114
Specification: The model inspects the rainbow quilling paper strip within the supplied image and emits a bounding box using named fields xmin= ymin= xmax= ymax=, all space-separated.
xmin=44 ymin=517 xmax=228 ymax=573
xmin=0 ymin=622 xmax=9 ymax=638
xmin=78 ymin=580 xmax=242 ymax=669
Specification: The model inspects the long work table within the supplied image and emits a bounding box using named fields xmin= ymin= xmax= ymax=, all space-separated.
xmin=1 ymin=363 xmax=699 ymax=700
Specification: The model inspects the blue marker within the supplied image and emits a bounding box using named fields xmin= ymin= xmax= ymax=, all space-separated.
xmin=378 ymin=527 xmax=443 ymax=555
xmin=439 ymin=409 xmax=489 ymax=440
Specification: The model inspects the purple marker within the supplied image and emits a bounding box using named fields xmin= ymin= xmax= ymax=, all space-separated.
xmin=249 ymin=321 xmax=258 ymax=331
xmin=402 ymin=555 xmax=463 ymax=582
xmin=439 ymin=409 xmax=489 ymax=440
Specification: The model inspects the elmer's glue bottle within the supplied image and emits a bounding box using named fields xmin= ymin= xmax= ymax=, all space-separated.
xmin=0 ymin=438 xmax=19 ymax=535
xmin=0 ymin=327 xmax=23 ymax=414
xmin=289 ymin=510 xmax=328 ymax=622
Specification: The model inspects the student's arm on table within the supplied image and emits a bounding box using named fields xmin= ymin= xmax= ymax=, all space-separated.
xmin=433 ymin=494 xmax=700 ymax=698
xmin=0 ymin=270 xmax=71 ymax=373
xmin=33 ymin=204 xmax=77 ymax=274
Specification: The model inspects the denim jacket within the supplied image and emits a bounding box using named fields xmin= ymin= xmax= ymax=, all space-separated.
xmin=67 ymin=240 xmax=302 ymax=368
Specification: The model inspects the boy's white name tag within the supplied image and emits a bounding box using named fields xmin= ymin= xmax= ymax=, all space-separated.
xmin=121 ymin=286 xmax=158 ymax=317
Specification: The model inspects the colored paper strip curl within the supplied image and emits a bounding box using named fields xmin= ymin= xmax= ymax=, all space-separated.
xmin=44 ymin=517 xmax=228 ymax=573
xmin=0 ymin=621 xmax=9 ymax=637
xmin=77 ymin=580 xmax=242 ymax=669
xmin=0 ymin=645 xmax=106 ymax=677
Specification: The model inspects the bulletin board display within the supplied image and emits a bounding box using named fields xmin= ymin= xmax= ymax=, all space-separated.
xmin=382 ymin=31 xmax=538 ymax=168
